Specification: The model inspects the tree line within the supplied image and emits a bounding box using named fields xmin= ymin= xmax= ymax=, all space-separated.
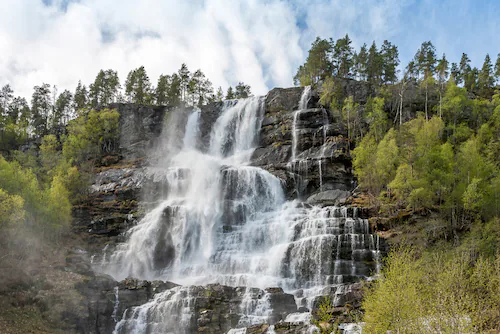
xmin=295 ymin=35 xmax=500 ymax=99
xmin=0 ymin=64 xmax=252 ymax=151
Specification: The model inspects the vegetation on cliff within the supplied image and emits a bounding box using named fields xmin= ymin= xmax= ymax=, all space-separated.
xmin=295 ymin=36 xmax=500 ymax=332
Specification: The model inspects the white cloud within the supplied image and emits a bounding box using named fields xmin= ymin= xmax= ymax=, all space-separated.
xmin=1 ymin=0 xmax=497 ymax=101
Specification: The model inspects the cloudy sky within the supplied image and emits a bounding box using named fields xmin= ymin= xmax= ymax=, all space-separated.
xmin=1 ymin=0 xmax=499 ymax=99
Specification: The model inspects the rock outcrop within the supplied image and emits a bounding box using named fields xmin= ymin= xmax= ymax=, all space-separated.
xmin=252 ymin=87 xmax=353 ymax=202
xmin=71 ymin=84 xmax=386 ymax=333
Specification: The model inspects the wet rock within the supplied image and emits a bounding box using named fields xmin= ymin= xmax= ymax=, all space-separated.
xmin=110 ymin=103 xmax=169 ymax=161
xmin=306 ymin=189 xmax=351 ymax=206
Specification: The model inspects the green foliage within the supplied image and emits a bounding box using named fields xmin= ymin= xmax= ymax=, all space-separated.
xmin=234 ymin=82 xmax=251 ymax=99
xmin=0 ymin=156 xmax=71 ymax=237
xmin=363 ymin=246 xmax=500 ymax=333
xmin=319 ymin=77 xmax=344 ymax=112
xmin=294 ymin=37 xmax=333 ymax=86
xmin=366 ymin=97 xmax=387 ymax=142
xmin=63 ymin=108 xmax=119 ymax=164
xmin=125 ymin=66 xmax=153 ymax=104
xmin=363 ymin=247 xmax=425 ymax=333
xmin=89 ymin=69 xmax=121 ymax=108
xmin=311 ymin=297 xmax=341 ymax=334
xmin=0 ymin=188 xmax=25 ymax=228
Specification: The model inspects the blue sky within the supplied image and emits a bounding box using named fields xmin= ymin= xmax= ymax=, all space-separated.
xmin=1 ymin=0 xmax=499 ymax=99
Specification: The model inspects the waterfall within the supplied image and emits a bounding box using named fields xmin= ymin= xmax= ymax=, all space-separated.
xmin=299 ymin=86 xmax=311 ymax=110
xmin=291 ymin=86 xmax=311 ymax=162
xmin=102 ymin=95 xmax=380 ymax=333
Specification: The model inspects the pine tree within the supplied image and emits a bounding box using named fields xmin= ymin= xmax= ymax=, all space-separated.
xmin=420 ymin=41 xmax=437 ymax=80
xmin=366 ymin=42 xmax=383 ymax=94
xmin=31 ymin=83 xmax=52 ymax=137
xmin=465 ymin=67 xmax=479 ymax=92
xmin=436 ymin=54 xmax=449 ymax=118
xmin=73 ymin=81 xmax=88 ymax=114
xmin=450 ymin=62 xmax=460 ymax=83
xmin=226 ymin=87 xmax=235 ymax=100
xmin=125 ymin=66 xmax=152 ymax=104
xmin=188 ymin=70 xmax=213 ymax=106
xmin=380 ymin=40 xmax=399 ymax=84
xmin=235 ymin=82 xmax=251 ymax=99
xmin=155 ymin=74 xmax=171 ymax=105
xmin=168 ymin=74 xmax=181 ymax=106
xmin=478 ymin=54 xmax=494 ymax=98
xmin=89 ymin=69 xmax=120 ymax=108
xmin=178 ymin=63 xmax=190 ymax=102
xmin=215 ymin=87 xmax=224 ymax=102
xmin=54 ymin=90 xmax=73 ymax=129
xmin=354 ymin=43 xmax=368 ymax=81
xmin=414 ymin=41 xmax=437 ymax=119
xmin=0 ymin=84 xmax=14 ymax=115
xmin=332 ymin=34 xmax=353 ymax=78
xmin=458 ymin=53 xmax=471 ymax=87
xmin=294 ymin=37 xmax=333 ymax=86
xmin=495 ymin=53 xmax=500 ymax=85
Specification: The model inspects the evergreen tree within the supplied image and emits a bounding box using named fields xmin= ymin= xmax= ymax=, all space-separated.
xmin=54 ymin=90 xmax=73 ymax=129
xmin=495 ymin=53 xmax=500 ymax=85
xmin=215 ymin=87 xmax=224 ymax=102
xmin=167 ymin=73 xmax=181 ymax=106
xmin=188 ymin=69 xmax=214 ymax=106
xmin=436 ymin=54 xmax=450 ymax=87
xmin=417 ymin=41 xmax=437 ymax=80
xmin=380 ymin=40 xmax=399 ymax=84
xmin=294 ymin=37 xmax=333 ymax=86
xmin=332 ymin=34 xmax=353 ymax=78
xmin=31 ymin=83 xmax=52 ymax=137
xmin=450 ymin=62 xmax=460 ymax=83
xmin=89 ymin=69 xmax=120 ymax=108
xmin=366 ymin=42 xmax=383 ymax=93
xmin=155 ymin=74 xmax=170 ymax=105
xmin=0 ymin=84 xmax=14 ymax=115
xmin=478 ymin=54 xmax=494 ymax=97
xmin=465 ymin=67 xmax=479 ymax=92
xmin=178 ymin=63 xmax=190 ymax=102
xmin=436 ymin=54 xmax=450 ymax=118
xmin=125 ymin=66 xmax=152 ymax=104
xmin=406 ymin=60 xmax=418 ymax=79
xmin=7 ymin=97 xmax=28 ymax=125
xmin=226 ymin=87 xmax=235 ymax=100
xmin=458 ymin=53 xmax=472 ymax=87
xmin=353 ymin=43 xmax=368 ymax=81
xmin=235 ymin=82 xmax=251 ymax=99
xmin=414 ymin=41 xmax=437 ymax=119
xmin=73 ymin=81 xmax=88 ymax=113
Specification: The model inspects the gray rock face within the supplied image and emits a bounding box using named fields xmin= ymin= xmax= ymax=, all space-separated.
xmin=306 ymin=189 xmax=350 ymax=206
xmin=251 ymin=86 xmax=353 ymax=201
xmin=110 ymin=103 xmax=169 ymax=161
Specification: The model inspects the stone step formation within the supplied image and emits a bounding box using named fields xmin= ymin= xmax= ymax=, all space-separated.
xmin=90 ymin=87 xmax=383 ymax=334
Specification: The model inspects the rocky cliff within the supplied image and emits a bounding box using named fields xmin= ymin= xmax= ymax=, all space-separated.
xmin=66 ymin=85 xmax=385 ymax=333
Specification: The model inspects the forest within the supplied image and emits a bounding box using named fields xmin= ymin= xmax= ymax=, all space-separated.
xmin=294 ymin=35 xmax=500 ymax=332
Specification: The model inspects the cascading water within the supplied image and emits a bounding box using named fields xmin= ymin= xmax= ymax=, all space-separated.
xmin=102 ymin=93 xmax=380 ymax=333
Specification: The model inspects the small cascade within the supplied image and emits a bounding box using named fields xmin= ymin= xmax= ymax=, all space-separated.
xmin=299 ymin=86 xmax=312 ymax=110
xmin=114 ymin=287 xmax=195 ymax=334
xmin=112 ymin=286 xmax=120 ymax=323
xmin=237 ymin=288 xmax=273 ymax=327
xmin=318 ymin=159 xmax=323 ymax=192
xmin=291 ymin=86 xmax=311 ymax=162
